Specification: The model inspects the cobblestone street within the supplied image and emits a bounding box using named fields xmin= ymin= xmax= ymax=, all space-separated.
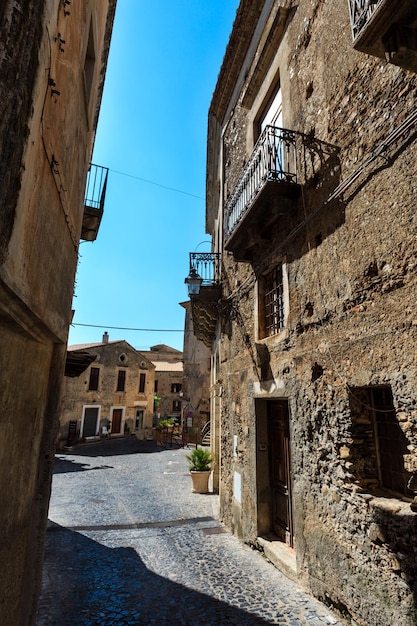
xmin=36 ymin=438 xmax=346 ymax=626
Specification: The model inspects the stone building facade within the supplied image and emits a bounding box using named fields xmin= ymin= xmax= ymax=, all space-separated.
xmin=141 ymin=344 xmax=184 ymax=425
xmin=60 ymin=336 xmax=155 ymax=446
xmin=0 ymin=1 xmax=116 ymax=623
xmin=193 ymin=1 xmax=417 ymax=625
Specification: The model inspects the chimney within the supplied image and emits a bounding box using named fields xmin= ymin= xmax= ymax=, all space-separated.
xmin=103 ymin=331 xmax=109 ymax=344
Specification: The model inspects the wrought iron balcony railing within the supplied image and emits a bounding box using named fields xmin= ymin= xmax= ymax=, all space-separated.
xmin=81 ymin=163 xmax=108 ymax=241
xmin=188 ymin=252 xmax=222 ymax=287
xmin=348 ymin=0 xmax=417 ymax=72
xmin=348 ymin=0 xmax=382 ymax=41
xmin=224 ymin=126 xmax=298 ymax=245
xmin=186 ymin=252 xmax=222 ymax=347
xmin=84 ymin=163 xmax=108 ymax=211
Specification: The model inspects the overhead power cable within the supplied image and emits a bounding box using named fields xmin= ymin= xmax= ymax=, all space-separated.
xmin=72 ymin=322 xmax=184 ymax=332
xmin=109 ymin=168 xmax=204 ymax=200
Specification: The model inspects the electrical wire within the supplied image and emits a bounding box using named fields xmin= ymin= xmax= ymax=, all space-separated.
xmin=109 ymin=168 xmax=204 ymax=201
xmin=72 ymin=322 xmax=185 ymax=332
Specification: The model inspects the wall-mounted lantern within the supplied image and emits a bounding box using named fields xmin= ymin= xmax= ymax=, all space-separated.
xmin=185 ymin=267 xmax=203 ymax=297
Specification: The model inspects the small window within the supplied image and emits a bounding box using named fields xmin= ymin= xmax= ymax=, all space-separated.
xmin=139 ymin=373 xmax=146 ymax=393
xmin=349 ymin=386 xmax=410 ymax=496
xmin=171 ymin=383 xmax=182 ymax=393
xmin=116 ymin=370 xmax=126 ymax=392
xmin=154 ymin=380 xmax=158 ymax=393
xmin=88 ymin=367 xmax=99 ymax=391
xmin=172 ymin=400 xmax=181 ymax=412
xmin=259 ymin=264 xmax=285 ymax=338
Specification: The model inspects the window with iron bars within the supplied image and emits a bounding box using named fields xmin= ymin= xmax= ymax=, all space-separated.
xmin=261 ymin=265 xmax=285 ymax=338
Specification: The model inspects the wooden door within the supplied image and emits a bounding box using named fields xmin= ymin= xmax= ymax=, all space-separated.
xmin=111 ymin=409 xmax=123 ymax=434
xmin=268 ymin=400 xmax=293 ymax=546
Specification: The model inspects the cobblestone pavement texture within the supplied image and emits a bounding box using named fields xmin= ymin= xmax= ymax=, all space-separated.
xmin=36 ymin=438 xmax=346 ymax=626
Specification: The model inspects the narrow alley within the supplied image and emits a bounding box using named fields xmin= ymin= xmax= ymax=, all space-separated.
xmin=36 ymin=439 xmax=346 ymax=625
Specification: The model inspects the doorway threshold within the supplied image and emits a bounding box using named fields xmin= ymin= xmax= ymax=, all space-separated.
xmin=257 ymin=534 xmax=297 ymax=582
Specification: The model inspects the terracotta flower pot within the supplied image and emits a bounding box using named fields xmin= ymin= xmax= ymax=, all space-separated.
xmin=190 ymin=470 xmax=211 ymax=493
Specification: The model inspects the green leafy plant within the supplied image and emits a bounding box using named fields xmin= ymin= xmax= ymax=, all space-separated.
xmin=155 ymin=418 xmax=175 ymax=431
xmin=186 ymin=448 xmax=213 ymax=472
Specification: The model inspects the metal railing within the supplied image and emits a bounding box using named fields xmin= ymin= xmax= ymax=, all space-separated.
xmin=348 ymin=0 xmax=382 ymax=40
xmin=224 ymin=125 xmax=298 ymax=242
xmin=84 ymin=163 xmax=109 ymax=210
xmin=201 ymin=420 xmax=211 ymax=445
xmin=189 ymin=252 xmax=221 ymax=286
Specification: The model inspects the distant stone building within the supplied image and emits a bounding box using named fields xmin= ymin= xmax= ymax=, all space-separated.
xmin=187 ymin=1 xmax=417 ymax=625
xmin=60 ymin=334 xmax=155 ymax=446
xmin=0 ymin=1 xmax=116 ymax=623
xmin=141 ymin=344 xmax=184 ymax=424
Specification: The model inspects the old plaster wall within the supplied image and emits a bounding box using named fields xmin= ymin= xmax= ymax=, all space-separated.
xmin=214 ymin=1 xmax=417 ymax=624
xmin=0 ymin=1 xmax=116 ymax=623
xmin=0 ymin=0 xmax=46 ymax=265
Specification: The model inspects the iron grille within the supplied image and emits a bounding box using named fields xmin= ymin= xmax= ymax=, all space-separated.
xmin=264 ymin=265 xmax=285 ymax=336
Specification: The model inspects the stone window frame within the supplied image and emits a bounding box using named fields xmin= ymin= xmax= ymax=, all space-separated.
xmin=348 ymin=385 xmax=411 ymax=499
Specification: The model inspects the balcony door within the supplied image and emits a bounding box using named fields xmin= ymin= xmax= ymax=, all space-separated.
xmin=259 ymin=87 xmax=286 ymax=179
xmin=260 ymin=86 xmax=282 ymax=133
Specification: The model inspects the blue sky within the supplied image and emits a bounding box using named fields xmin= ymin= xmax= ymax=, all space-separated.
xmin=69 ymin=1 xmax=239 ymax=351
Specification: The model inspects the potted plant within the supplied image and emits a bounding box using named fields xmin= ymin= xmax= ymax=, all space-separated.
xmin=186 ymin=448 xmax=213 ymax=493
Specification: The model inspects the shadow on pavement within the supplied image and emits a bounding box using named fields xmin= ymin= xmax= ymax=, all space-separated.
xmin=37 ymin=523 xmax=271 ymax=626
xmin=53 ymin=457 xmax=114 ymax=474
xmin=61 ymin=437 xmax=165 ymax=458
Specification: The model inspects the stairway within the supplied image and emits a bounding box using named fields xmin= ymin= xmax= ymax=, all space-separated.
xmin=201 ymin=420 xmax=211 ymax=446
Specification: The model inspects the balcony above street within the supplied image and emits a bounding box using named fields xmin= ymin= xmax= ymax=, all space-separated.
xmin=185 ymin=252 xmax=222 ymax=348
xmin=348 ymin=0 xmax=417 ymax=72
xmin=224 ymin=126 xmax=300 ymax=261
xmin=81 ymin=164 xmax=109 ymax=241
xmin=224 ymin=126 xmax=340 ymax=262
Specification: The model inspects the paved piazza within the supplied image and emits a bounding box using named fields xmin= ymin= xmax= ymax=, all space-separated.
xmin=37 ymin=438 xmax=346 ymax=626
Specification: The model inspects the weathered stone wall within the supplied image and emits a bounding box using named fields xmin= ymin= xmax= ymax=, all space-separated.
xmin=210 ymin=1 xmax=417 ymax=624
xmin=181 ymin=302 xmax=211 ymax=436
